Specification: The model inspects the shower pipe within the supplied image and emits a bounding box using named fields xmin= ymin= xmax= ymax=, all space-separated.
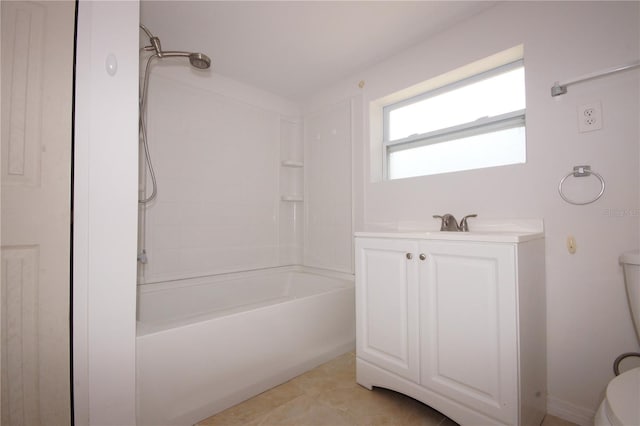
xmin=137 ymin=24 xmax=211 ymax=266
xmin=138 ymin=23 xmax=212 ymax=204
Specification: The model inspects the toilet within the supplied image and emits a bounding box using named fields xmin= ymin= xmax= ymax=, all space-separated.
xmin=595 ymin=250 xmax=640 ymax=426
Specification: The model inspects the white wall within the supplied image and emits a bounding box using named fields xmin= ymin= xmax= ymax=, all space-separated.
xmin=140 ymin=63 xmax=301 ymax=283
xmin=304 ymin=2 xmax=639 ymax=424
xmin=74 ymin=1 xmax=139 ymax=424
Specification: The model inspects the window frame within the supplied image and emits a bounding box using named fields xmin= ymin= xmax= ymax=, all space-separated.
xmin=382 ymin=59 xmax=526 ymax=180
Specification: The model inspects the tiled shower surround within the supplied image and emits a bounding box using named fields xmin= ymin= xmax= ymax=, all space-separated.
xmin=140 ymin=68 xmax=353 ymax=284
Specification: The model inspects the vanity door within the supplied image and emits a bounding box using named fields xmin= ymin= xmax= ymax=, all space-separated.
xmin=419 ymin=241 xmax=519 ymax=424
xmin=355 ymin=237 xmax=420 ymax=383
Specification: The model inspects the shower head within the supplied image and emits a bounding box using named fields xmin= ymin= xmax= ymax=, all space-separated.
xmin=140 ymin=24 xmax=212 ymax=70
xmin=189 ymin=52 xmax=211 ymax=70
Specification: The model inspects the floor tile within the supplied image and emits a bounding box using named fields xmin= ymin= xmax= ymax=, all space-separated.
xmin=197 ymin=381 xmax=304 ymax=426
xmin=197 ymin=352 xmax=579 ymax=426
xmin=258 ymin=394 xmax=354 ymax=426
xmin=541 ymin=415 xmax=579 ymax=426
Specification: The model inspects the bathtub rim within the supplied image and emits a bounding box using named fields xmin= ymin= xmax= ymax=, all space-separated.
xmin=137 ymin=264 xmax=353 ymax=293
xmin=138 ymin=264 xmax=354 ymax=288
xmin=136 ymin=265 xmax=354 ymax=336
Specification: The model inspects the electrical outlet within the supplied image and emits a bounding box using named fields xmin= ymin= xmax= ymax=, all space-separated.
xmin=578 ymin=101 xmax=602 ymax=132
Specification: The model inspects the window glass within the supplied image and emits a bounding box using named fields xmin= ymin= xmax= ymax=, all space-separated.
xmin=383 ymin=59 xmax=526 ymax=180
xmin=388 ymin=127 xmax=525 ymax=179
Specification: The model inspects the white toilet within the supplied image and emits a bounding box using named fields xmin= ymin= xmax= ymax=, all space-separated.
xmin=595 ymin=250 xmax=640 ymax=426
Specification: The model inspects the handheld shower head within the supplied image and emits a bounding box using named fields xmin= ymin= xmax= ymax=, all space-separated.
xmin=189 ymin=52 xmax=211 ymax=70
xmin=140 ymin=24 xmax=213 ymax=70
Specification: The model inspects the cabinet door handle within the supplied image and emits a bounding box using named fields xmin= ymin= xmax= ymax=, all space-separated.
xmin=419 ymin=253 xmax=426 ymax=261
xmin=406 ymin=253 xmax=413 ymax=260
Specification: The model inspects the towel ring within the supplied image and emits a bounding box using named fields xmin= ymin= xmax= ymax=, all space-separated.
xmin=558 ymin=165 xmax=605 ymax=205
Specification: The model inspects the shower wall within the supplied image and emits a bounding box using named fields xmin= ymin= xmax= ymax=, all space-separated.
xmin=304 ymin=99 xmax=355 ymax=273
xmin=141 ymin=64 xmax=301 ymax=283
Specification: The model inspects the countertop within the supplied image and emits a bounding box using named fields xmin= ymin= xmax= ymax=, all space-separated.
xmin=354 ymin=219 xmax=544 ymax=243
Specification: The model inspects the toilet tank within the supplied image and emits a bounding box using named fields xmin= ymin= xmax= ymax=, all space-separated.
xmin=621 ymin=250 xmax=640 ymax=343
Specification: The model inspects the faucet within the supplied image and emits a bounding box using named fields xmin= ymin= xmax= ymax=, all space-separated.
xmin=433 ymin=214 xmax=477 ymax=232
xmin=433 ymin=214 xmax=460 ymax=232
xmin=459 ymin=214 xmax=477 ymax=232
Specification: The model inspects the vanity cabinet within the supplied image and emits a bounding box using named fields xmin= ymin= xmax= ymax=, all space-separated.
xmin=355 ymin=233 xmax=546 ymax=426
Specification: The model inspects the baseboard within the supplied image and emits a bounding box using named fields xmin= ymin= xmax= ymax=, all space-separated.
xmin=546 ymin=395 xmax=596 ymax=426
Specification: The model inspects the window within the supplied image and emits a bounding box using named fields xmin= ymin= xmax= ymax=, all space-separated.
xmin=383 ymin=59 xmax=526 ymax=180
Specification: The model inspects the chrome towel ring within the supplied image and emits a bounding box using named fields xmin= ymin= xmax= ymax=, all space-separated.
xmin=558 ymin=165 xmax=605 ymax=205
xmin=558 ymin=166 xmax=604 ymax=206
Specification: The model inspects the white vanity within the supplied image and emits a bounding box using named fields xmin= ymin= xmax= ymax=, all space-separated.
xmin=355 ymin=226 xmax=546 ymax=426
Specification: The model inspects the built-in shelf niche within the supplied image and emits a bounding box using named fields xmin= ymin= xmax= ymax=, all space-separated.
xmin=279 ymin=166 xmax=303 ymax=201
xmin=281 ymin=195 xmax=304 ymax=202
xmin=279 ymin=117 xmax=303 ymax=265
xmin=279 ymin=118 xmax=303 ymax=202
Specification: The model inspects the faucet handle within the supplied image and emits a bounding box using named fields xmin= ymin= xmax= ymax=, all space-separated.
xmin=433 ymin=215 xmax=445 ymax=230
xmin=459 ymin=214 xmax=477 ymax=232
xmin=433 ymin=214 xmax=459 ymax=231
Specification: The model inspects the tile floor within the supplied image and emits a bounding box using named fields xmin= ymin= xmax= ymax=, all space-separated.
xmin=197 ymin=352 xmax=577 ymax=426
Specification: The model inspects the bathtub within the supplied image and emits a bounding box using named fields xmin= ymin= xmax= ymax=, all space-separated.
xmin=136 ymin=266 xmax=355 ymax=426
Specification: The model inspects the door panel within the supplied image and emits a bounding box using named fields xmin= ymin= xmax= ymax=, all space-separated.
xmin=1 ymin=2 xmax=74 ymax=425
xmin=355 ymin=238 xmax=419 ymax=382
xmin=420 ymin=241 xmax=517 ymax=424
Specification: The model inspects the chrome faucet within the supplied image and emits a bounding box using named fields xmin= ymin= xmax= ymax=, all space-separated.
xmin=433 ymin=214 xmax=477 ymax=232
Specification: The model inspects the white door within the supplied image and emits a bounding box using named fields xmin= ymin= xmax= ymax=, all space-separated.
xmin=1 ymin=1 xmax=74 ymax=425
xmin=355 ymin=237 xmax=420 ymax=382
xmin=420 ymin=241 xmax=518 ymax=424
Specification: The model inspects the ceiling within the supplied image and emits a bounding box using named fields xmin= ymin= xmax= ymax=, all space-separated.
xmin=140 ymin=1 xmax=497 ymax=101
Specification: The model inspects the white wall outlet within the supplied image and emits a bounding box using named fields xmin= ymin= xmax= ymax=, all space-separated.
xmin=578 ymin=101 xmax=602 ymax=132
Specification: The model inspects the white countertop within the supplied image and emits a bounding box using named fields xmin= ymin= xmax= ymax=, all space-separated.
xmin=354 ymin=230 xmax=543 ymax=243
xmin=355 ymin=219 xmax=544 ymax=243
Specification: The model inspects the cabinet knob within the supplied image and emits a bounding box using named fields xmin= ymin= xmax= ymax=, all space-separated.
xmin=406 ymin=253 xmax=413 ymax=260
xmin=419 ymin=253 xmax=426 ymax=261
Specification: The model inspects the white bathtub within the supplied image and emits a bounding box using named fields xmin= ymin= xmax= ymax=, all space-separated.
xmin=136 ymin=266 xmax=355 ymax=426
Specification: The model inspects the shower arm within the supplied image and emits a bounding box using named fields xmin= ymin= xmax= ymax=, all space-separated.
xmin=139 ymin=41 xmax=195 ymax=60
xmin=139 ymin=50 xmax=195 ymax=64
xmin=156 ymin=51 xmax=192 ymax=59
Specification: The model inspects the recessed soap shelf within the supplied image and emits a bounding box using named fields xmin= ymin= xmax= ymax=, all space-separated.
xmin=281 ymin=195 xmax=303 ymax=202
xmin=281 ymin=160 xmax=304 ymax=168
